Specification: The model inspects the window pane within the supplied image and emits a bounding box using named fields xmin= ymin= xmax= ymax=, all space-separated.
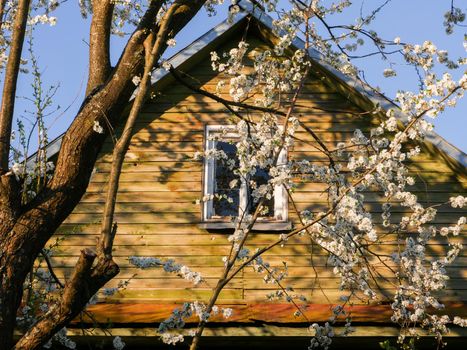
xmin=249 ymin=166 xmax=274 ymax=217
xmin=213 ymin=141 xmax=239 ymax=217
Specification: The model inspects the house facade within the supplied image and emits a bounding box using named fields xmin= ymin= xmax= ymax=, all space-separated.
xmin=45 ymin=1 xmax=466 ymax=348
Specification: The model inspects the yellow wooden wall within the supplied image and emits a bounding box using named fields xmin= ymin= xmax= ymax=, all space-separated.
xmin=51 ymin=30 xmax=466 ymax=308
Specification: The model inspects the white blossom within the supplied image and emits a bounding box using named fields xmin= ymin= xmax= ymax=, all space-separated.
xmin=160 ymin=333 xmax=184 ymax=345
xmin=132 ymin=75 xmax=141 ymax=86
xmin=450 ymin=196 xmax=467 ymax=208
xmin=112 ymin=336 xmax=125 ymax=350
xmin=383 ymin=68 xmax=397 ymax=77
xmin=93 ymin=120 xmax=104 ymax=134
xmin=222 ymin=308 xmax=233 ymax=319
xmin=129 ymin=256 xmax=202 ymax=285
xmin=453 ymin=316 xmax=467 ymax=327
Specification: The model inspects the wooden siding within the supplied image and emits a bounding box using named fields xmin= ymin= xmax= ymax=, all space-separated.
xmin=80 ymin=302 xmax=467 ymax=325
xmin=49 ymin=30 xmax=467 ymax=323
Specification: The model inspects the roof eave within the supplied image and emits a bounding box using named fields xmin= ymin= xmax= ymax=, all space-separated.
xmin=28 ymin=0 xmax=466 ymax=168
xmin=26 ymin=12 xmax=249 ymax=168
xmin=238 ymin=0 xmax=466 ymax=167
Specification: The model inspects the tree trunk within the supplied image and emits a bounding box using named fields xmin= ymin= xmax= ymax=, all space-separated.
xmin=0 ymin=2 xmax=207 ymax=348
xmin=13 ymin=250 xmax=119 ymax=350
xmin=0 ymin=240 xmax=33 ymax=349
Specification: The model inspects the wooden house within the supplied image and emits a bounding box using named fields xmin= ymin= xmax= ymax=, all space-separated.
xmin=44 ymin=1 xmax=466 ymax=348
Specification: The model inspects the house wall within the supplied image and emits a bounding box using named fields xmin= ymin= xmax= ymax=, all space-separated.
xmin=50 ymin=30 xmax=466 ymax=312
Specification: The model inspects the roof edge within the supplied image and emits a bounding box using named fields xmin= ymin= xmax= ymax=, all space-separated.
xmin=237 ymin=0 xmax=466 ymax=167
xmin=147 ymin=11 xmax=248 ymax=90
xmin=26 ymin=12 xmax=249 ymax=168
xmin=27 ymin=1 xmax=466 ymax=168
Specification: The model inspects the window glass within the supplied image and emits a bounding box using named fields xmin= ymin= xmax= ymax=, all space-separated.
xmin=213 ymin=141 xmax=240 ymax=217
xmin=204 ymin=126 xmax=287 ymax=223
xmin=249 ymin=166 xmax=274 ymax=217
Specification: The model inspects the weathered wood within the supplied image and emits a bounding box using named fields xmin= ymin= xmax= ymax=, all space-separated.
xmin=100 ymin=288 xmax=242 ymax=301
xmin=90 ymin=171 xmax=203 ymax=183
xmin=93 ymin=149 xmax=467 ymax=169
xmin=102 ymin=277 xmax=243 ymax=289
xmin=242 ymin=277 xmax=467 ymax=290
xmin=79 ymin=302 xmax=467 ymax=324
xmin=151 ymin=93 xmax=344 ymax=104
xmin=244 ymin=289 xmax=467 ymax=303
xmin=134 ymin=111 xmax=371 ymax=124
xmin=47 ymin=255 xmax=467 ymax=269
xmin=97 ymin=152 xmax=197 ymax=164
xmin=85 ymin=178 xmax=466 ymax=193
xmin=62 ymin=211 xmax=467 ymax=225
xmin=290 ymin=191 xmax=465 ymax=202
xmin=46 ymin=27 xmax=467 ymax=323
xmin=73 ymin=202 xmax=201 ymax=213
xmin=70 ymin=201 xmax=466 ymax=214
xmin=55 ymin=222 xmax=466 ymax=240
xmin=243 ymin=266 xmax=467 ymax=279
xmin=86 ymin=181 xmax=202 ymax=192
xmin=149 ymin=81 xmax=339 ymax=96
xmin=82 ymin=191 xmax=201 ymax=203
xmin=44 ymin=264 xmax=467 ymax=280
xmin=63 ymin=325 xmax=467 ymax=339
xmin=102 ymin=141 xmax=202 ymax=153
xmin=93 ymin=161 xmax=202 ymax=173
xmin=47 ymin=232 xmax=465 ymax=248
xmin=39 ymin=266 xmax=227 ymax=279
xmin=50 ymin=243 xmax=466 ymax=258
xmin=141 ymin=102 xmax=362 ymax=114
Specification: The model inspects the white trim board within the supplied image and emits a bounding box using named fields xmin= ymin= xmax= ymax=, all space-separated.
xmin=202 ymin=125 xmax=288 ymax=223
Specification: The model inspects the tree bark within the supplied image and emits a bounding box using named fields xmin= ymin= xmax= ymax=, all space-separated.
xmin=98 ymin=1 xmax=180 ymax=258
xmin=0 ymin=1 xmax=207 ymax=349
xmin=86 ymin=0 xmax=114 ymax=95
xmin=13 ymin=249 xmax=119 ymax=350
xmin=15 ymin=5 xmax=182 ymax=346
xmin=0 ymin=0 xmax=31 ymax=171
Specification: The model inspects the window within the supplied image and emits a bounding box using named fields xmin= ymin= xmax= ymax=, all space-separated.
xmin=202 ymin=125 xmax=288 ymax=229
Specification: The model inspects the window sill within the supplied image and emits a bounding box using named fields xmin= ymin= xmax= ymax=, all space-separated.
xmin=198 ymin=221 xmax=292 ymax=231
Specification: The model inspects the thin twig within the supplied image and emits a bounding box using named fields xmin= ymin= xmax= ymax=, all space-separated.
xmin=40 ymin=250 xmax=64 ymax=289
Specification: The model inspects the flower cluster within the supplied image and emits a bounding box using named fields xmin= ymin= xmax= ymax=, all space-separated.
xmin=44 ymin=328 xmax=76 ymax=349
xmin=308 ymin=323 xmax=334 ymax=350
xmin=129 ymin=257 xmax=202 ymax=285
xmin=14 ymin=1 xmax=466 ymax=349
xmin=203 ymin=5 xmax=467 ymax=346
xmin=112 ymin=336 xmax=125 ymax=350
xmin=158 ymin=302 xmax=234 ymax=345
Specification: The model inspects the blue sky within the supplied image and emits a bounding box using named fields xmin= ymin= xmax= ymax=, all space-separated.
xmin=13 ymin=0 xmax=467 ymax=154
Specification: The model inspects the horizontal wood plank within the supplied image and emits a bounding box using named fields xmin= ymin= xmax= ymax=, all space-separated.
xmin=49 ymin=29 xmax=467 ymax=314
xmin=80 ymin=302 xmax=467 ymax=324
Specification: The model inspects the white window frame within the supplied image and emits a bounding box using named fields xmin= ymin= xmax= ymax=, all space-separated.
xmin=203 ymin=125 xmax=288 ymax=223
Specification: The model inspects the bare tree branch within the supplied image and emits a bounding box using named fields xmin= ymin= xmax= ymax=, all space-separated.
xmin=98 ymin=1 xmax=183 ymax=258
xmin=13 ymin=249 xmax=119 ymax=350
xmin=0 ymin=1 xmax=208 ymax=348
xmin=0 ymin=0 xmax=31 ymax=170
xmin=0 ymin=0 xmax=7 ymax=31
xmin=40 ymin=250 xmax=65 ymax=289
